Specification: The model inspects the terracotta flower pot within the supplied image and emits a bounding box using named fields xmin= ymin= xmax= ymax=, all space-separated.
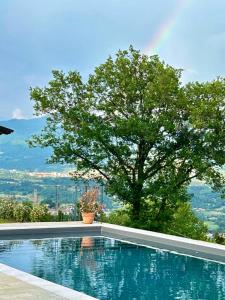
xmin=82 ymin=212 xmax=95 ymax=224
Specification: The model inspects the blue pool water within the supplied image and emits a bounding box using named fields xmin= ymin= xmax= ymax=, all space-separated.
xmin=0 ymin=236 xmax=225 ymax=300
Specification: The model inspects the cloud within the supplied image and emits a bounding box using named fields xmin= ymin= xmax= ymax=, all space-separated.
xmin=12 ymin=108 xmax=25 ymax=119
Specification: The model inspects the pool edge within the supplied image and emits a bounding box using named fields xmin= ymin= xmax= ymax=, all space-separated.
xmin=101 ymin=223 xmax=225 ymax=262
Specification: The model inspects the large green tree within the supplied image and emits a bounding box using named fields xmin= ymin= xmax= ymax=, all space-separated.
xmin=30 ymin=46 xmax=225 ymax=225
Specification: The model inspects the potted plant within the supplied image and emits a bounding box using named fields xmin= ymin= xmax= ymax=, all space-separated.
xmin=79 ymin=188 xmax=103 ymax=224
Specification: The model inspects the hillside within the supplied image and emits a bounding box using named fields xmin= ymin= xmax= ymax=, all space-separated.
xmin=0 ymin=118 xmax=64 ymax=171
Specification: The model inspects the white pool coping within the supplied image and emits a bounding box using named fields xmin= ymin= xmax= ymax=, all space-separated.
xmin=102 ymin=223 xmax=225 ymax=251
xmin=0 ymin=221 xmax=100 ymax=230
xmin=0 ymin=221 xmax=92 ymax=227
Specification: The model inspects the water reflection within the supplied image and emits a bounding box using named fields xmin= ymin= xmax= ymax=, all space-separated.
xmin=0 ymin=240 xmax=22 ymax=253
xmin=0 ymin=237 xmax=225 ymax=300
xmin=81 ymin=236 xmax=95 ymax=248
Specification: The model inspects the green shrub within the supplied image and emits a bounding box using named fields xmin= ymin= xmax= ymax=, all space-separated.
xmin=166 ymin=203 xmax=208 ymax=241
xmin=30 ymin=204 xmax=51 ymax=222
xmin=0 ymin=198 xmax=15 ymax=220
xmin=213 ymin=232 xmax=225 ymax=245
xmin=22 ymin=201 xmax=33 ymax=208
xmin=101 ymin=209 xmax=131 ymax=226
xmin=13 ymin=203 xmax=32 ymax=222
xmin=57 ymin=210 xmax=64 ymax=221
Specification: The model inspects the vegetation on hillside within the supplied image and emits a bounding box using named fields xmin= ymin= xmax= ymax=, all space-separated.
xmin=1 ymin=169 xmax=225 ymax=233
xmin=0 ymin=169 xmax=112 ymax=209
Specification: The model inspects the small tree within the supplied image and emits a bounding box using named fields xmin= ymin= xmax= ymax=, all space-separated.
xmin=30 ymin=46 xmax=225 ymax=227
xmin=13 ymin=202 xmax=32 ymax=222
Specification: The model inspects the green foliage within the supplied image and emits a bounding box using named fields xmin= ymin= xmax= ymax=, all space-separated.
xmin=0 ymin=198 xmax=15 ymax=220
xmin=213 ymin=232 xmax=225 ymax=245
xmin=166 ymin=203 xmax=208 ymax=241
xmin=30 ymin=204 xmax=51 ymax=222
xmin=30 ymin=46 xmax=225 ymax=230
xmin=57 ymin=209 xmax=64 ymax=221
xmin=0 ymin=198 xmax=51 ymax=223
xmin=13 ymin=202 xmax=32 ymax=222
xmin=103 ymin=203 xmax=208 ymax=241
xmin=0 ymin=218 xmax=12 ymax=224
xmin=101 ymin=208 xmax=131 ymax=226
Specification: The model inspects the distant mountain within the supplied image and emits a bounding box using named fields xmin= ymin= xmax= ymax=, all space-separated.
xmin=0 ymin=118 xmax=64 ymax=171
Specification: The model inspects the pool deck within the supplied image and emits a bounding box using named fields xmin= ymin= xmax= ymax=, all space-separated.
xmin=0 ymin=262 xmax=97 ymax=300
xmin=0 ymin=272 xmax=69 ymax=300
xmin=0 ymin=272 xmax=72 ymax=300
xmin=0 ymin=221 xmax=225 ymax=299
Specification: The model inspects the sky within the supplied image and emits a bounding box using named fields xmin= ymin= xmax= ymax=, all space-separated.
xmin=0 ymin=0 xmax=225 ymax=120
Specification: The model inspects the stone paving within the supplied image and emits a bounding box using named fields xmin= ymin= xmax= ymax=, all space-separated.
xmin=0 ymin=273 xmax=68 ymax=300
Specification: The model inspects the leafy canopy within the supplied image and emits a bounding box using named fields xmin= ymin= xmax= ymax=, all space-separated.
xmin=30 ymin=46 xmax=225 ymax=222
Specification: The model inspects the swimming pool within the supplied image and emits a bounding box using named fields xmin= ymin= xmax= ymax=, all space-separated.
xmin=0 ymin=236 xmax=225 ymax=300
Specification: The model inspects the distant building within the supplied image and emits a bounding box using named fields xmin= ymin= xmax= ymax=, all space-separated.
xmin=33 ymin=188 xmax=39 ymax=204
xmin=0 ymin=126 xmax=14 ymax=135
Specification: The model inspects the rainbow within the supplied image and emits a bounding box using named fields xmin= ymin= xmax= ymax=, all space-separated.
xmin=144 ymin=0 xmax=191 ymax=55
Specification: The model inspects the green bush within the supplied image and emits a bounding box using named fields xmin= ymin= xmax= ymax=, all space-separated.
xmin=100 ymin=209 xmax=131 ymax=226
xmin=57 ymin=210 xmax=64 ymax=221
xmin=0 ymin=199 xmax=52 ymax=223
xmin=30 ymin=204 xmax=51 ymax=222
xmin=13 ymin=203 xmax=32 ymax=222
xmin=213 ymin=232 xmax=225 ymax=245
xmin=166 ymin=203 xmax=208 ymax=241
xmin=0 ymin=198 xmax=15 ymax=220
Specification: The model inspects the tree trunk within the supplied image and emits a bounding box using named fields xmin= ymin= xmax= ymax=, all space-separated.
xmin=131 ymin=185 xmax=143 ymax=221
xmin=132 ymin=199 xmax=141 ymax=221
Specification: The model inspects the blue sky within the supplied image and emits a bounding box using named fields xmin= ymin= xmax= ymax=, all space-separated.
xmin=0 ymin=0 xmax=225 ymax=120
